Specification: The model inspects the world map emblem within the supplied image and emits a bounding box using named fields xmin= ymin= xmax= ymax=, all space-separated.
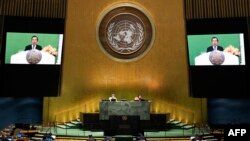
xmin=97 ymin=5 xmax=154 ymax=61
xmin=107 ymin=20 xmax=144 ymax=54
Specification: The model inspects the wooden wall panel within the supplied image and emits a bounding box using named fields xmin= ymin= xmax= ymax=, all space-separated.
xmin=42 ymin=0 xmax=207 ymax=125
xmin=185 ymin=0 xmax=250 ymax=19
xmin=0 ymin=0 xmax=66 ymax=18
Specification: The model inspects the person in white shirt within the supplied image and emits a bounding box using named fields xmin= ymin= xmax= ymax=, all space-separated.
xmin=134 ymin=95 xmax=143 ymax=101
xmin=109 ymin=94 xmax=117 ymax=102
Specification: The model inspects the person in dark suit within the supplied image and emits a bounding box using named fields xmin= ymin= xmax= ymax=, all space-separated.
xmin=24 ymin=35 xmax=42 ymax=51
xmin=206 ymin=37 xmax=224 ymax=52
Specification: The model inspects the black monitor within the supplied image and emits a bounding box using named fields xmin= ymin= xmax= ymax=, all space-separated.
xmin=186 ymin=17 xmax=250 ymax=98
xmin=0 ymin=16 xmax=65 ymax=97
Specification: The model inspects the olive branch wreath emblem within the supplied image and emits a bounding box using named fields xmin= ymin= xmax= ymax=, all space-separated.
xmin=107 ymin=22 xmax=144 ymax=53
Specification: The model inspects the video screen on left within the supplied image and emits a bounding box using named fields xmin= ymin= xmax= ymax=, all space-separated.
xmin=5 ymin=32 xmax=63 ymax=65
xmin=0 ymin=16 xmax=65 ymax=97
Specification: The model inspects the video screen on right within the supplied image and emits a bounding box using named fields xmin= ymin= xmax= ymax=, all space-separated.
xmin=187 ymin=33 xmax=245 ymax=66
xmin=186 ymin=18 xmax=250 ymax=98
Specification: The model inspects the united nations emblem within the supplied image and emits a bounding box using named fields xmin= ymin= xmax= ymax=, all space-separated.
xmin=107 ymin=20 xmax=144 ymax=54
xmin=26 ymin=49 xmax=42 ymax=64
xmin=97 ymin=4 xmax=154 ymax=61
xmin=209 ymin=50 xmax=225 ymax=65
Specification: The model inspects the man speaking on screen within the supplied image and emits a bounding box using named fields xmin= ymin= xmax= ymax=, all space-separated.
xmin=207 ymin=37 xmax=224 ymax=52
xmin=24 ymin=35 xmax=42 ymax=51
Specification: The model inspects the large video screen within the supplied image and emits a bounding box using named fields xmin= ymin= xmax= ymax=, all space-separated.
xmin=186 ymin=18 xmax=250 ymax=98
xmin=0 ymin=16 xmax=65 ymax=97
xmin=187 ymin=33 xmax=245 ymax=66
xmin=5 ymin=32 xmax=63 ymax=65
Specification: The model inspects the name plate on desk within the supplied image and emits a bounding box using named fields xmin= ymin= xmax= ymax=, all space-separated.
xmin=99 ymin=101 xmax=151 ymax=120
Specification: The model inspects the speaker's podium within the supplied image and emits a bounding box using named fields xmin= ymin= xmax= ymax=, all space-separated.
xmin=10 ymin=50 xmax=55 ymax=64
xmin=195 ymin=52 xmax=240 ymax=65
xmin=100 ymin=101 xmax=151 ymax=136
xmin=104 ymin=115 xmax=140 ymax=136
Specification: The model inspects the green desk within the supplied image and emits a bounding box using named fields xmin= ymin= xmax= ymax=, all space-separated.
xmin=99 ymin=101 xmax=151 ymax=120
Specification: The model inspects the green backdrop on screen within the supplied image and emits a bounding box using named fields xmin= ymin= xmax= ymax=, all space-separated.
xmin=187 ymin=34 xmax=242 ymax=65
xmin=5 ymin=32 xmax=60 ymax=64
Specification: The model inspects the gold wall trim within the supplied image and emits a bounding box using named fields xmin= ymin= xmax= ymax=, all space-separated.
xmin=185 ymin=0 xmax=250 ymax=19
xmin=0 ymin=0 xmax=66 ymax=18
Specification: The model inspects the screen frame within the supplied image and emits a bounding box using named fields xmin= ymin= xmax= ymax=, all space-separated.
xmin=1 ymin=16 xmax=65 ymax=65
xmin=0 ymin=16 xmax=65 ymax=97
xmin=185 ymin=17 xmax=250 ymax=98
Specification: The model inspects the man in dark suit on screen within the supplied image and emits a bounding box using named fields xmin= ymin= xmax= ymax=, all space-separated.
xmin=207 ymin=37 xmax=224 ymax=52
xmin=24 ymin=35 xmax=42 ymax=51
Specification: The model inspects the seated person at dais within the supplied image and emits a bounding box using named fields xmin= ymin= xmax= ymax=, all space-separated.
xmin=134 ymin=95 xmax=143 ymax=101
xmin=109 ymin=94 xmax=117 ymax=102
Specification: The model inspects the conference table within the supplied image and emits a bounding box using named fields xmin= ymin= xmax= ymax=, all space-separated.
xmin=83 ymin=100 xmax=169 ymax=136
xmin=99 ymin=100 xmax=151 ymax=120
